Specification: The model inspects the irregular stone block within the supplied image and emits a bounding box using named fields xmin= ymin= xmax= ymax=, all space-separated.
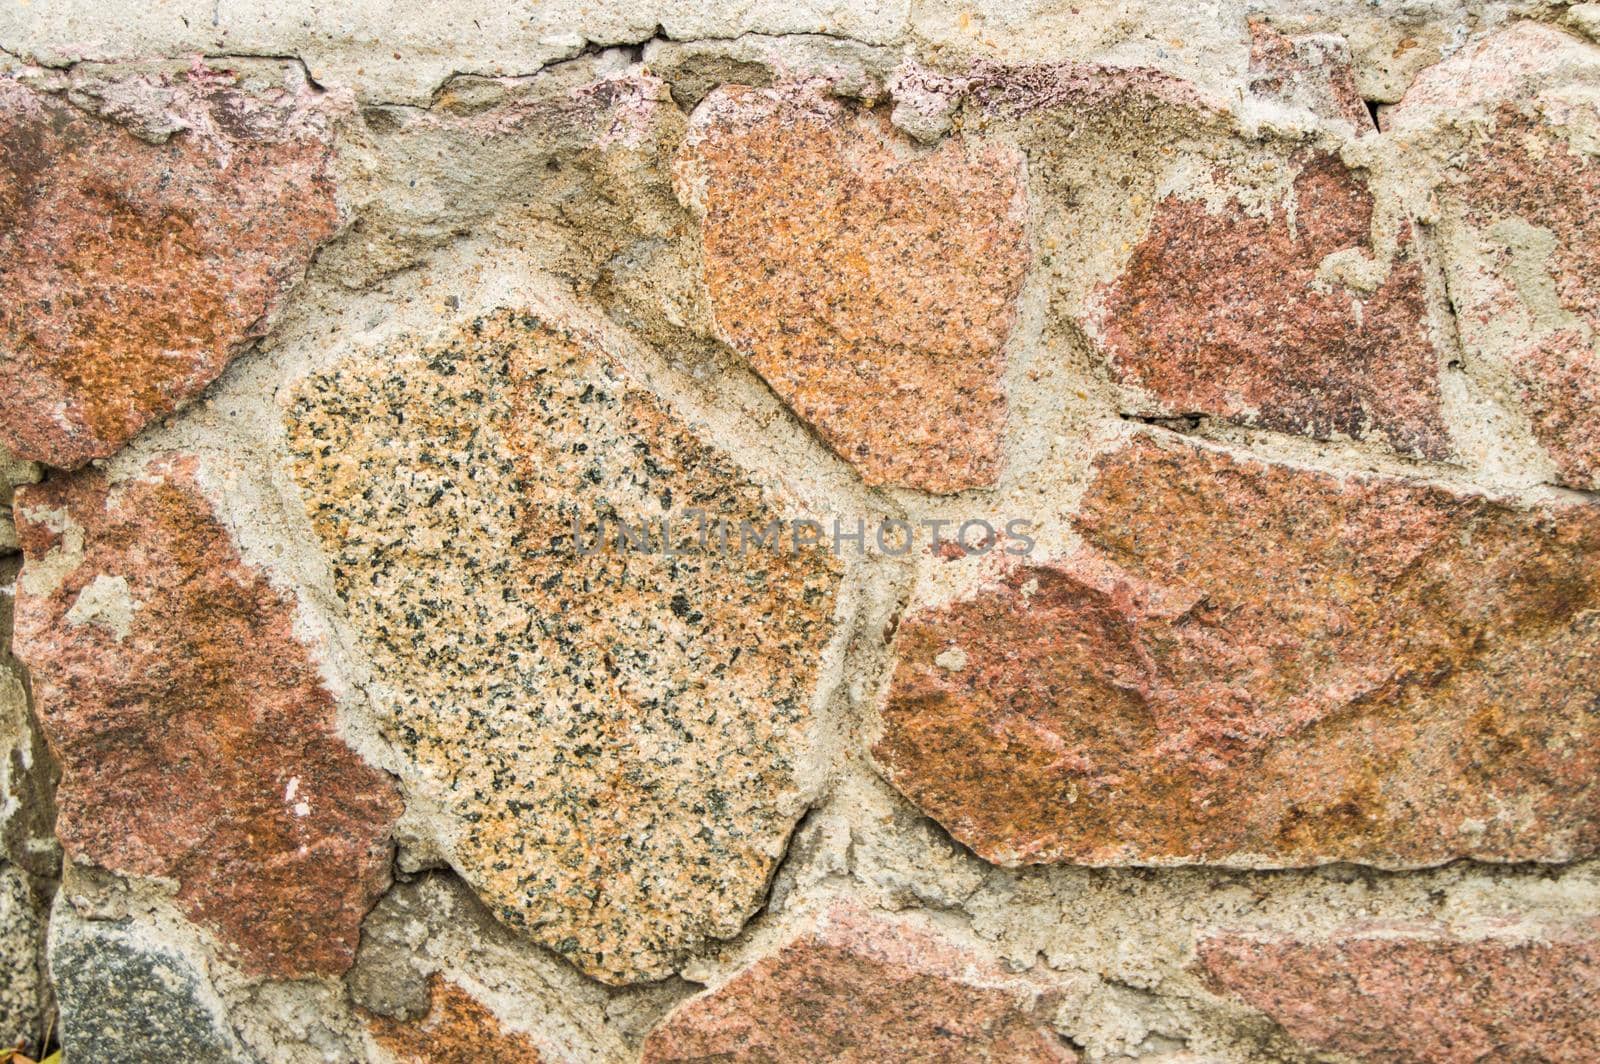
xmin=642 ymin=901 xmax=1072 ymax=1063
xmin=366 ymin=975 xmax=547 ymax=1064
xmin=678 ymin=85 xmax=1029 ymax=494
xmin=12 ymin=456 xmax=401 ymax=977
xmin=1392 ymin=23 xmax=1600 ymax=488
xmin=51 ymin=907 xmax=251 ymax=1064
xmin=285 ymin=308 xmax=843 ymax=984
xmin=963 ymin=60 xmax=1223 ymax=119
xmin=0 ymin=66 xmax=340 ymax=468
xmin=1089 ymin=152 xmax=1447 ymax=458
xmin=874 ymin=435 xmax=1600 ymax=867
xmin=1200 ymin=922 xmax=1600 ymax=1063
xmin=1246 ymin=19 xmax=1369 ymax=128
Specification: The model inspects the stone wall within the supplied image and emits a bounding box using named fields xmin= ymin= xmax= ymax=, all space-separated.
xmin=2 ymin=2 xmax=1599 ymax=1061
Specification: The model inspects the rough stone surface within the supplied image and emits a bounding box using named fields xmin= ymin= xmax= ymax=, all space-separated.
xmin=327 ymin=60 xmax=689 ymax=293
xmin=1 ymin=447 xmax=42 ymax=552
xmin=1246 ymin=19 xmax=1369 ymax=128
xmin=1200 ymin=923 xmax=1600 ymax=1063
xmin=0 ymin=864 xmax=45 ymax=1052
xmin=366 ymin=975 xmax=547 ymax=1064
xmin=1090 ymin=153 xmax=1447 ymax=458
xmin=0 ymin=67 xmax=340 ymax=468
xmin=1393 ymin=23 xmax=1600 ymax=488
xmin=0 ymin=0 xmax=911 ymax=107
xmin=678 ymin=85 xmax=1029 ymax=494
xmin=51 ymin=907 xmax=250 ymax=1064
xmin=875 ymin=434 xmax=1600 ymax=867
xmin=7 ymin=10 xmax=1600 ymax=1064
xmin=0 ymin=556 xmax=51 ymax=1052
xmin=286 ymin=308 xmax=843 ymax=984
xmin=12 ymin=455 xmax=401 ymax=977
xmin=642 ymin=902 xmax=1072 ymax=1063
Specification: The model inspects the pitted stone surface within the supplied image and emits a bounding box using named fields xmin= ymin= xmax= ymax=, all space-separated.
xmin=875 ymin=435 xmax=1600 ymax=867
xmin=642 ymin=902 xmax=1072 ymax=1063
xmin=1201 ymin=923 xmax=1600 ymax=1063
xmin=1393 ymin=23 xmax=1600 ymax=489
xmin=366 ymin=975 xmax=547 ymax=1064
xmin=0 ymin=865 xmax=44 ymax=1051
xmin=678 ymin=85 xmax=1029 ymax=494
xmin=12 ymin=456 xmax=401 ymax=977
xmin=0 ymin=67 xmax=339 ymax=468
xmin=0 ymin=556 xmax=49 ymax=1051
xmin=1090 ymin=153 xmax=1447 ymax=458
xmin=286 ymin=309 xmax=843 ymax=984
xmin=52 ymin=909 xmax=251 ymax=1064
xmin=1245 ymin=19 xmax=1368 ymax=128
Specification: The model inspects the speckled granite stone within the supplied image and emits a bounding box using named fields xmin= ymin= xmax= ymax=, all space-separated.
xmin=1245 ymin=19 xmax=1369 ymax=128
xmin=0 ymin=555 xmax=49 ymax=1051
xmin=52 ymin=909 xmax=252 ymax=1063
xmin=0 ymin=865 xmax=44 ymax=1051
xmin=0 ymin=67 xmax=340 ymax=468
xmin=286 ymin=309 xmax=843 ymax=984
xmin=677 ymin=85 xmax=1029 ymax=494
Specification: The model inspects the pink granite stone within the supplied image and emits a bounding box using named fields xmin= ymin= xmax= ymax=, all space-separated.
xmin=642 ymin=902 xmax=1073 ymax=1063
xmin=1201 ymin=923 xmax=1600 ymax=1062
xmin=1090 ymin=153 xmax=1447 ymax=458
xmin=678 ymin=85 xmax=1029 ymax=494
xmin=0 ymin=67 xmax=341 ymax=468
xmin=12 ymin=455 xmax=401 ymax=977
xmin=1247 ymin=19 xmax=1370 ymax=128
xmin=1393 ymin=24 xmax=1600 ymax=487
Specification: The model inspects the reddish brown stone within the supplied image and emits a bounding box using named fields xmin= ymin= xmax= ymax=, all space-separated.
xmin=874 ymin=435 xmax=1600 ymax=866
xmin=642 ymin=902 xmax=1072 ymax=1064
xmin=0 ymin=68 xmax=340 ymax=468
xmin=366 ymin=975 xmax=546 ymax=1064
xmin=1392 ymin=26 xmax=1600 ymax=488
xmin=11 ymin=456 xmax=400 ymax=977
xmin=1247 ymin=19 xmax=1370 ymax=128
xmin=1091 ymin=153 xmax=1447 ymax=458
xmin=1200 ymin=923 xmax=1600 ymax=1063
xmin=679 ymin=86 xmax=1029 ymax=494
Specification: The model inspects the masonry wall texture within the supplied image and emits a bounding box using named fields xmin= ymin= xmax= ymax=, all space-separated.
xmin=2 ymin=2 xmax=1599 ymax=1062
